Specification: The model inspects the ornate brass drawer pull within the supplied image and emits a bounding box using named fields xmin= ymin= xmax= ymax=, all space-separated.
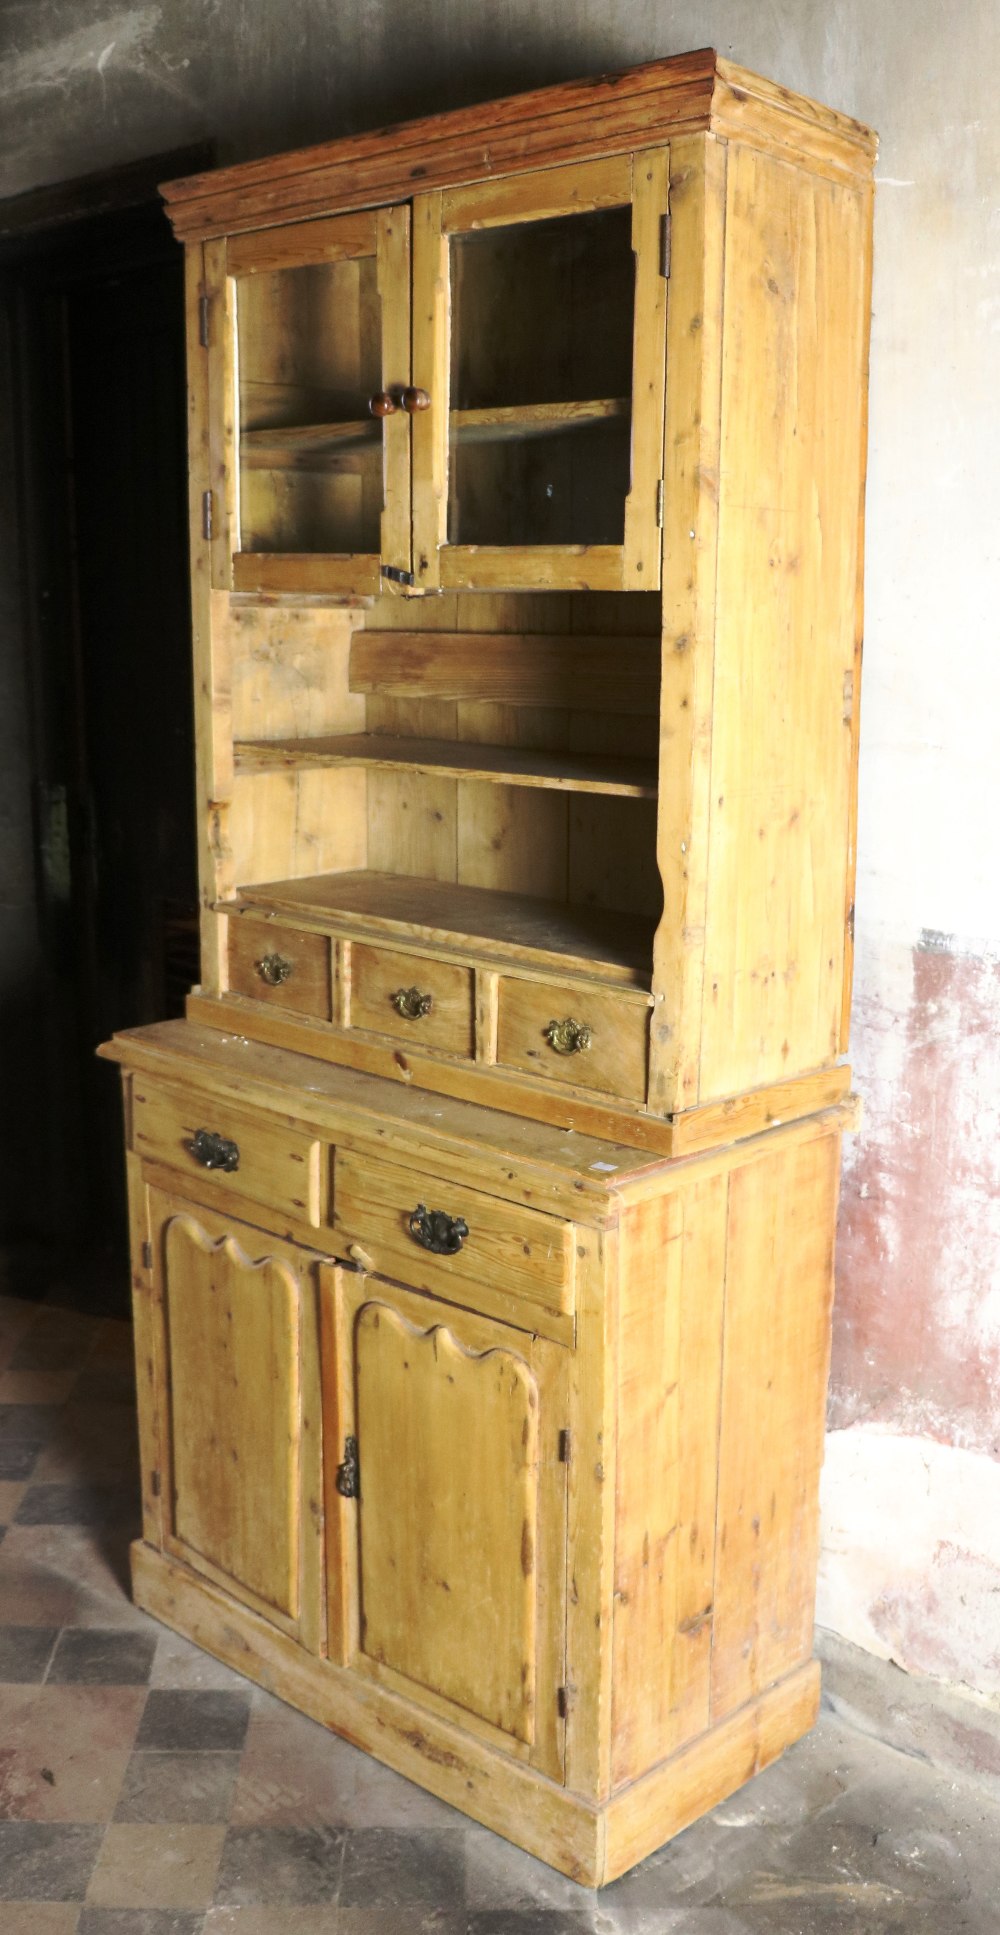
xmin=256 ymin=953 xmax=294 ymax=986
xmin=189 ymin=1128 xmax=240 ymax=1172
xmin=544 ymin=1017 xmax=594 ymax=1056
xmin=408 ymin=1204 xmax=469 ymax=1255
xmin=391 ymin=986 xmax=433 ymax=1020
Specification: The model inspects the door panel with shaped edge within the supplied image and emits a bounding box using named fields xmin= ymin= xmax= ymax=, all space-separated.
xmin=210 ymin=205 xmax=412 ymax=597
xmin=411 ymin=150 xmax=669 ymax=595
xmin=328 ymin=1268 xmax=570 ymax=1780
xmin=147 ymin=1187 xmax=325 ymax=1653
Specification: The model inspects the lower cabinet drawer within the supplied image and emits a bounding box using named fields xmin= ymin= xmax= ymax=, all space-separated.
xmin=348 ymin=943 xmax=474 ymax=1057
xmin=333 ymin=1151 xmax=574 ymax=1344
xmin=228 ymin=917 xmax=332 ymax=1020
xmin=496 ymin=976 xmax=649 ymax=1103
xmin=132 ymin=1081 xmax=322 ymax=1225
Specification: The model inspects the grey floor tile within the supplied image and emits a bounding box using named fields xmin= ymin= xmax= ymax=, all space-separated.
xmin=214 ymin=1824 xmax=345 ymax=1905
xmin=9 ymin=1310 xmax=100 ymax=1373
xmin=0 ymin=1440 xmax=41 ymax=1479
xmin=0 ymin=1622 xmax=58 ymax=1681
xmin=339 ymin=1827 xmax=466 ymax=1910
xmin=78 ymin=1911 xmax=205 ymax=1934
xmin=137 ymin=1689 xmax=253 ymax=1752
xmin=463 ymin=1821 xmax=599 ymax=1914
xmin=47 ymin=1625 xmax=158 ymax=1684
xmin=467 ymin=1918 xmax=599 ymax=1935
xmin=0 ymin=1820 xmax=104 ymax=1899
xmin=115 ymin=1749 xmax=242 ymax=1823
xmin=0 ymin=1403 xmax=61 ymax=1443
xmin=14 ymin=1481 xmax=140 ymax=1525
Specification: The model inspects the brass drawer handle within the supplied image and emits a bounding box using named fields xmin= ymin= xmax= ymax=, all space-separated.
xmin=544 ymin=1017 xmax=593 ymax=1056
xmin=256 ymin=953 xmax=294 ymax=986
xmin=391 ymin=986 xmax=433 ymax=1020
xmin=408 ymin=1203 xmax=469 ymax=1256
xmin=189 ymin=1129 xmax=240 ymax=1172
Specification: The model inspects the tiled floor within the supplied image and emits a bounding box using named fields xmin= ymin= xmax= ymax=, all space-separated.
xmin=2 ymin=1286 xmax=1000 ymax=1933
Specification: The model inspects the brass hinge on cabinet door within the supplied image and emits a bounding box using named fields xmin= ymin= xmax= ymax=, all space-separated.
xmin=201 ymin=490 xmax=213 ymax=541
xmin=660 ymin=208 xmax=672 ymax=278
xmin=558 ymin=1428 xmax=572 ymax=1464
xmin=381 ymin=564 xmax=416 ymax=587
xmin=557 ymin=1684 xmax=576 ymax=1718
xmin=655 ymin=479 xmax=665 ymax=528
xmin=141 ymin=1241 xmax=152 ymax=1271
xmin=150 ymin=1469 xmax=161 ymax=1498
xmin=198 ymin=293 xmax=210 ymax=348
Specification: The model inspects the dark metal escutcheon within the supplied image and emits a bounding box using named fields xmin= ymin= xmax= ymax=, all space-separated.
xmin=391 ymin=985 xmax=433 ymax=1020
xmin=408 ymin=1203 xmax=469 ymax=1255
xmin=256 ymin=952 xmax=293 ymax=986
xmin=189 ymin=1128 xmax=240 ymax=1172
xmin=336 ymin=1435 xmax=360 ymax=1499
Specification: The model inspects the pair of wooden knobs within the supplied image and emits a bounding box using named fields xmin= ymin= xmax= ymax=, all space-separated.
xmin=369 ymin=387 xmax=430 ymax=417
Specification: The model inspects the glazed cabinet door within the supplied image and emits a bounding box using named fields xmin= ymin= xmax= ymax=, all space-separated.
xmin=412 ymin=150 xmax=669 ymax=593
xmin=146 ymin=1188 xmax=324 ymax=1651
xmin=325 ymin=1270 xmax=571 ymax=1780
xmin=210 ymin=205 xmax=411 ymax=597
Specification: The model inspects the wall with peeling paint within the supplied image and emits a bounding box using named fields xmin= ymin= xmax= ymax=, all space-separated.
xmin=1 ymin=1 xmax=999 ymax=1701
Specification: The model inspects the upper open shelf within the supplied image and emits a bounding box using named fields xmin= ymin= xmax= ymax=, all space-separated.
xmin=234 ymin=733 xmax=657 ymax=798
xmin=239 ymin=399 xmax=630 ymax=469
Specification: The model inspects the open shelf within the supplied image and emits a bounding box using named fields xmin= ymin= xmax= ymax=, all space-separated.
xmin=451 ymin=398 xmax=629 ymax=443
xmin=234 ymin=733 xmax=657 ymax=798
xmin=230 ymin=872 xmax=656 ymax=988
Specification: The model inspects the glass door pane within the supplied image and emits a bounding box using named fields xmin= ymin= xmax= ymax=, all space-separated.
xmin=448 ymin=204 xmax=635 ymax=550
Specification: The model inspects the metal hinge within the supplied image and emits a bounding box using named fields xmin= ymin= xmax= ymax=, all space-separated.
xmin=381 ymin=563 xmax=416 ymax=587
xmin=336 ymin=1435 xmax=360 ymax=1499
xmin=141 ymin=1240 xmax=153 ymax=1271
xmin=198 ymin=293 xmax=210 ymax=348
xmin=150 ymin=1469 xmax=161 ymax=1498
xmin=202 ymin=490 xmax=214 ymax=541
xmin=558 ymin=1428 xmax=572 ymax=1465
xmin=660 ymin=208 xmax=672 ymax=278
xmin=655 ymin=479 xmax=665 ymax=528
xmin=557 ymin=1684 xmax=576 ymax=1718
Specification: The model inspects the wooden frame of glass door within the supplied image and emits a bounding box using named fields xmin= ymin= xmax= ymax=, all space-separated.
xmin=209 ymin=207 xmax=411 ymax=597
xmin=411 ymin=151 xmax=669 ymax=594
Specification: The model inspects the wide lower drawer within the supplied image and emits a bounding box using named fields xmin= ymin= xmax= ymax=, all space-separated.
xmin=496 ymin=977 xmax=649 ymax=1103
xmin=132 ymin=1080 xmax=322 ymax=1225
xmin=348 ymin=943 xmax=474 ymax=1057
xmin=228 ymin=917 xmax=332 ymax=1020
xmin=333 ymin=1151 xmax=574 ymax=1344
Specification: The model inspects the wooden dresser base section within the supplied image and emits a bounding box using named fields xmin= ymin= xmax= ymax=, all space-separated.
xmin=132 ymin=1541 xmax=820 ymax=1888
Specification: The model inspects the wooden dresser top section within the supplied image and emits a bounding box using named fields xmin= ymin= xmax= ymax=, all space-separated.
xmin=161 ymin=49 xmax=877 ymax=243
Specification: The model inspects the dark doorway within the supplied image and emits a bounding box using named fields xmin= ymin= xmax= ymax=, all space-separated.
xmin=3 ymin=154 xmax=209 ymax=1311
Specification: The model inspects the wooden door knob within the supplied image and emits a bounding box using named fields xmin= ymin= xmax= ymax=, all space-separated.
xmin=401 ymin=387 xmax=430 ymax=413
xmin=369 ymin=391 xmax=397 ymax=417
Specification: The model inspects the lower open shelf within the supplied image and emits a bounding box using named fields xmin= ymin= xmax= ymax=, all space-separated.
xmin=231 ymin=870 xmax=656 ymax=988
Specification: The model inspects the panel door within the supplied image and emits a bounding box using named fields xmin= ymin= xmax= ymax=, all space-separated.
xmin=412 ymin=151 xmax=669 ymax=593
xmin=213 ymin=206 xmax=411 ymax=597
xmin=147 ymin=1188 xmax=324 ymax=1651
xmin=327 ymin=1270 xmax=570 ymax=1780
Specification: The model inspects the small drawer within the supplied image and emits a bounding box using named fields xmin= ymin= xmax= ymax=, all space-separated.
xmin=228 ymin=917 xmax=331 ymax=1020
xmin=496 ymin=977 xmax=648 ymax=1103
xmin=132 ymin=1081 xmax=321 ymax=1225
xmin=333 ymin=1151 xmax=574 ymax=1344
xmin=349 ymin=943 xmax=474 ymax=1057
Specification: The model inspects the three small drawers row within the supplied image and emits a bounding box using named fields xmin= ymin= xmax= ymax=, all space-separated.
xmin=131 ymin=1079 xmax=576 ymax=1344
xmin=228 ymin=916 xmax=648 ymax=1105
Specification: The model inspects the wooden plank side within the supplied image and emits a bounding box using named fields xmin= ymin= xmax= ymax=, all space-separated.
xmin=228 ymin=767 xmax=368 ymax=884
xmin=610 ymin=1170 xmax=727 ymax=1787
xmin=649 ymin=132 xmax=727 ymax=1115
xmin=698 ymin=147 xmax=870 ymax=1102
xmin=710 ymin=1126 xmax=841 ymax=1721
xmin=411 ymin=189 xmax=449 ymax=591
xmin=377 ymin=203 xmax=412 ymax=579
xmin=229 ymin=602 xmax=366 ymax=743
xmin=126 ymin=1150 xmax=163 ymax=1548
xmin=839 ymin=176 xmax=875 ymax=1052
